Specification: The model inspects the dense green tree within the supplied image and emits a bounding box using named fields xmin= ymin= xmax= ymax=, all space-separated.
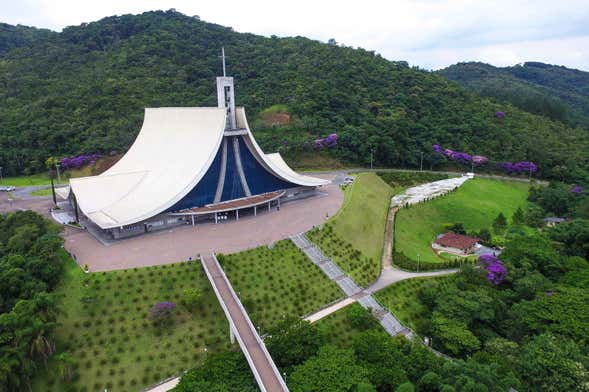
xmin=560 ymin=256 xmax=589 ymax=289
xmin=548 ymin=219 xmax=589 ymax=259
xmin=0 ymin=211 xmax=64 ymax=391
xmin=492 ymin=213 xmax=507 ymax=234
xmin=289 ymin=346 xmax=370 ymax=392
xmin=266 ymin=317 xmax=324 ymax=369
xmin=528 ymin=183 xmax=579 ymax=216
xmin=346 ymin=303 xmax=376 ymax=331
xmin=511 ymin=207 xmax=525 ymax=225
xmin=518 ymin=333 xmax=589 ymax=391
xmin=524 ymin=204 xmax=546 ymax=227
xmin=508 ymin=286 xmax=589 ymax=344
xmin=352 ymin=331 xmax=409 ymax=388
xmin=431 ymin=313 xmax=481 ymax=356
xmin=174 ymin=350 xmax=258 ymax=392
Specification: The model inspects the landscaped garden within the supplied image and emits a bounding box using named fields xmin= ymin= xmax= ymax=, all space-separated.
xmin=308 ymin=172 xmax=393 ymax=286
xmin=33 ymin=255 xmax=229 ymax=392
xmin=394 ymin=178 xmax=529 ymax=265
xmin=217 ymin=240 xmax=343 ymax=331
xmin=374 ymin=275 xmax=456 ymax=332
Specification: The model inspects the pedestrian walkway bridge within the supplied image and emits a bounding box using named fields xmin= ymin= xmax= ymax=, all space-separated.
xmin=200 ymin=254 xmax=289 ymax=392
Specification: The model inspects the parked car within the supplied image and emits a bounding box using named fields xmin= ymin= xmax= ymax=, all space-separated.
xmin=343 ymin=176 xmax=354 ymax=185
xmin=0 ymin=185 xmax=15 ymax=192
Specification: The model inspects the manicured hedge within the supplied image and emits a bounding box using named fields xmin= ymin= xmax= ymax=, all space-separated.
xmin=393 ymin=251 xmax=476 ymax=271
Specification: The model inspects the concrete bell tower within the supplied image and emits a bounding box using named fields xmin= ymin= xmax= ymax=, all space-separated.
xmin=216 ymin=47 xmax=236 ymax=130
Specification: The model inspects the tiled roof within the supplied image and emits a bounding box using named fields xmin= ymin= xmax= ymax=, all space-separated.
xmin=435 ymin=232 xmax=479 ymax=250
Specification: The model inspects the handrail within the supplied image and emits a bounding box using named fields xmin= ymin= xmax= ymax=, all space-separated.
xmin=201 ymin=254 xmax=288 ymax=392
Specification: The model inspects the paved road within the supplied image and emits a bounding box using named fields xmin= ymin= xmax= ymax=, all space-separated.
xmin=201 ymin=255 xmax=288 ymax=392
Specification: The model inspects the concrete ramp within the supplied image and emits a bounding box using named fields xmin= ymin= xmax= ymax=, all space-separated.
xmin=201 ymin=255 xmax=289 ymax=392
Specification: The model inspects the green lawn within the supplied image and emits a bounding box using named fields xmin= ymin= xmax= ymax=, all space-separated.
xmin=3 ymin=166 xmax=94 ymax=187
xmin=374 ymin=275 xmax=456 ymax=332
xmin=34 ymin=252 xmax=229 ymax=392
xmin=218 ymin=240 xmax=343 ymax=332
xmin=2 ymin=173 xmax=56 ymax=187
xmin=308 ymin=173 xmax=394 ymax=286
xmin=30 ymin=188 xmax=53 ymax=197
xmin=395 ymin=178 xmax=529 ymax=263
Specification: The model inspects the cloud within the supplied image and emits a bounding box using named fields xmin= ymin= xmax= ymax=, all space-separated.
xmin=1 ymin=0 xmax=588 ymax=71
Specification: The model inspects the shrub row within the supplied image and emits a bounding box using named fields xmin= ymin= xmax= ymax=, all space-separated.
xmin=393 ymin=251 xmax=476 ymax=271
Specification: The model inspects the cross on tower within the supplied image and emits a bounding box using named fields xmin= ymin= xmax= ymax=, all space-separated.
xmin=216 ymin=47 xmax=236 ymax=130
xmin=219 ymin=47 xmax=228 ymax=77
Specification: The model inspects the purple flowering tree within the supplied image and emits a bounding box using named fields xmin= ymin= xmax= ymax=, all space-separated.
xmin=314 ymin=133 xmax=338 ymax=148
xmin=60 ymin=153 xmax=102 ymax=170
xmin=495 ymin=111 xmax=506 ymax=119
xmin=571 ymin=185 xmax=583 ymax=194
xmin=479 ymin=254 xmax=507 ymax=285
xmin=432 ymin=144 xmax=488 ymax=166
xmin=149 ymin=301 xmax=176 ymax=325
xmin=498 ymin=161 xmax=538 ymax=175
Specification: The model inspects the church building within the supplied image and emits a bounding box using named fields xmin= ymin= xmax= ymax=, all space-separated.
xmin=56 ymin=49 xmax=328 ymax=239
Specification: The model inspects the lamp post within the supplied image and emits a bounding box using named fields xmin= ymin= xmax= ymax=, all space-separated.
xmin=370 ymin=148 xmax=375 ymax=170
xmin=0 ymin=166 xmax=3 ymax=184
xmin=55 ymin=163 xmax=61 ymax=183
xmin=417 ymin=253 xmax=420 ymax=272
xmin=420 ymin=151 xmax=424 ymax=172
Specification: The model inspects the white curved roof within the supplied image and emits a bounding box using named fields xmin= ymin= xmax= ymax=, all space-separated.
xmin=236 ymin=107 xmax=329 ymax=187
xmin=64 ymin=106 xmax=328 ymax=230
xmin=69 ymin=107 xmax=226 ymax=229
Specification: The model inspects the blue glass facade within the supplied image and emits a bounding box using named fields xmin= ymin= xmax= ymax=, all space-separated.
xmin=167 ymin=136 xmax=298 ymax=212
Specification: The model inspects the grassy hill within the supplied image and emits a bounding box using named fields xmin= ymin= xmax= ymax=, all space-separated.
xmin=0 ymin=10 xmax=588 ymax=181
xmin=439 ymin=61 xmax=589 ymax=128
xmin=394 ymin=178 xmax=529 ymax=264
xmin=308 ymin=173 xmax=393 ymax=286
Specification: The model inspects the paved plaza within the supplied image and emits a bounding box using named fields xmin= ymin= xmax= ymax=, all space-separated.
xmin=63 ymin=175 xmax=342 ymax=271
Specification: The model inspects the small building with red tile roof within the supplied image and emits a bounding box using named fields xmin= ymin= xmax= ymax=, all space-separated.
xmin=432 ymin=232 xmax=480 ymax=255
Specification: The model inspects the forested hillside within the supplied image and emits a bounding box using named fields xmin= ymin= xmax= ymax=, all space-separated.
xmin=0 ymin=23 xmax=55 ymax=55
xmin=1 ymin=10 xmax=588 ymax=181
xmin=439 ymin=62 xmax=589 ymax=128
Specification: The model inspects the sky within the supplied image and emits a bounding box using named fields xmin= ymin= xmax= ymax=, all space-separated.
xmin=3 ymin=0 xmax=589 ymax=71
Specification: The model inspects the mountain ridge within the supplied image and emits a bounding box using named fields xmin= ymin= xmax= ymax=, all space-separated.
xmin=439 ymin=61 xmax=589 ymax=128
xmin=0 ymin=10 xmax=587 ymax=181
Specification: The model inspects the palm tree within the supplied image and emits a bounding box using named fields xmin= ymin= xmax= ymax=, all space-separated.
xmin=55 ymin=352 xmax=74 ymax=381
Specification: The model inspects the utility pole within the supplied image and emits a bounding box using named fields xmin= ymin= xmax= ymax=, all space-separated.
xmin=50 ymin=176 xmax=56 ymax=205
xmin=55 ymin=163 xmax=61 ymax=183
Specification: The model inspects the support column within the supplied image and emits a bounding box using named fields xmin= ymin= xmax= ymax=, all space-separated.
xmin=214 ymin=213 xmax=218 ymax=224
xmin=268 ymin=201 xmax=271 ymax=212
xmin=191 ymin=215 xmax=195 ymax=226
xmin=229 ymin=322 xmax=235 ymax=344
xmin=254 ymin=205 xmax=257 ymax=216
xmin=278 ymin=197 xmax=281 ymax=209
xmin=236 ymin=209 xmax=239 ymax=221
